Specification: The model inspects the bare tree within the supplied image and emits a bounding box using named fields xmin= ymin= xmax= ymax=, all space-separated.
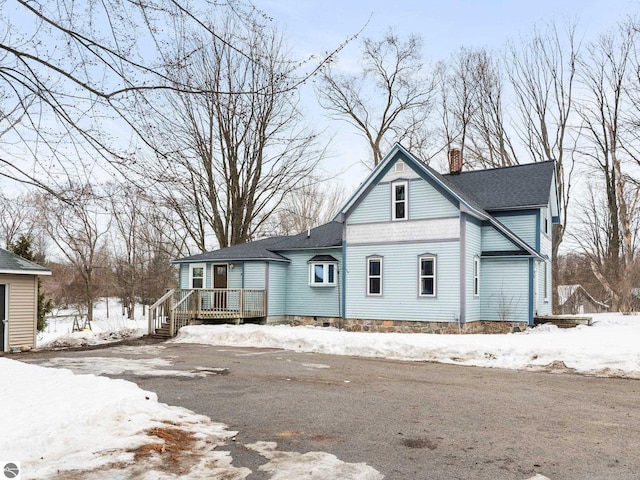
xmin=0 ymin=1 xmax=348 ymax=197
xmin=505 ymin=21 xmax=579 ymax=310
xmin=107 ymin=184 xmax=143 ymax=319
xmin=146 ymin=13 xmax=323 ymax=251
xmin=438 ymin=47 xmax=517 ymax=169
xmin=576 ymin=19 xmax=640 ymax=311
xmin=0 ymin=192 xmax=37 ymax=248
xmin=317 ymin=30 xmax=435 ymax=167
xmin=263 ymin=177 xmax=347 ymax=236
xmin=39 ymin=186 xmax=110 ymax=322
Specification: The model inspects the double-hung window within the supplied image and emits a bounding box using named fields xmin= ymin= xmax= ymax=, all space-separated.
xmin=418 ymin=256 xmax=436 ymax=297
xmin=392 ymin=181 xmax=408 ymax=221
xmin=309 ymin=262 xmax=336 ymax=286
xmin=367 ymin=257 xmax=383 ymax=296
xmin=189 ymin=264 xmax=205 ymax=289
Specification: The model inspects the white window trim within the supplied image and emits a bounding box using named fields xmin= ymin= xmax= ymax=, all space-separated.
xmin=418 ymin=255 xmax=437 ymax=297
xmin=543 ymin=261 xmax=549 ymax=302
xmin=473 ymin=256 xmax=480 ymax=297
xmin=542 ymin=207 xmax=550 ymax=237
xmin=309 ymin=262 xmax=337 ymax=287
xmin=366 ymin=256 xmax=383 ymax=296
xmin=391 ymin=180 xmax=408 ymax=221
xmin=189 ymin=263 xmax=206 ymax=289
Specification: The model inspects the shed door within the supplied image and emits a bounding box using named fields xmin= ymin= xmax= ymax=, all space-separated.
xmin=213 ymin=265 xmax=228 ymax=310
xmin=0 ymin=285 xmax=6 ymax=352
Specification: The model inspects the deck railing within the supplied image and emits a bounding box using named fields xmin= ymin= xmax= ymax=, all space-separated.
xmin=148 ymin=288 xmax=266 ymax=336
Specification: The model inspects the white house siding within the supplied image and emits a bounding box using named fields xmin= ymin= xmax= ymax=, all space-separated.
xmin=4 ymin=274 xmax=38 ymax=350
xmin=282 ymin=249 xmax=342 ymax=318
xmin=480 ymin=258 xmax=529 ymax=323
xmin=345 ymin=241 xmax=461 ymax=322
xmin=493 ymin=211 xmax=538 ymax=248
xmin=267 ymin=262 xmax=288 ymax=317
xmin=464 ymin=217 xmax=482 ymax=322
xmin=347 ymin=173 xmax=458 ymax=225
xmin=347 ymin=218 xmax=459 ymax=245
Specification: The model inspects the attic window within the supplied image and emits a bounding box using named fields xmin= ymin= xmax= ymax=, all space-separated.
xmin=394 ymin=161 xmax=405 ymax=173
xmin=392 ymin=180 xmax=408 ymax=221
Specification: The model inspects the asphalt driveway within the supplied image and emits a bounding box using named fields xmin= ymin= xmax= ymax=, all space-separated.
xmin=22 ymin=340 xmax=640 ymax=480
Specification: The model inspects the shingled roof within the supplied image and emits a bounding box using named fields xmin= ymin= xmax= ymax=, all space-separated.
xmin=443 ymin=160 xmax=557 ymax=211
xmin=175 ymin=148 xmax=557 ymax=264
xmin=0 ymin=248 xmax=51 ymax=275
xmin=174 ymin=221 xmax=343 ymax=263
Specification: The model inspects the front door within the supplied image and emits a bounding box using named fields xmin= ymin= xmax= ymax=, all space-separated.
xmin=213 ymin=265 xmax=228 ymax=310
xmin=0 ymin=285 xmax=6 ymax=352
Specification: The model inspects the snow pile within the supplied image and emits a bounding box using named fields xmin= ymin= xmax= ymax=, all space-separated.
xmin=173 ymin=313 xmax=640 ymax=378
xmin=247 ymin=441 xmax=384 ymax=480
xmin=37 ymin=299 xmax=148 ymax=349
xmin=0 ymin=358 xmax=248 ymax=479
xmin=1 ymin=358 xmax=385 ymax=479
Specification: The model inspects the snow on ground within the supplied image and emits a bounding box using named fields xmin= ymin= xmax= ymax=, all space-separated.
xmin=0 ymin=358 xmax=249 ymax=480
xmin=172 ymin=312 xmax=640 ymax=379
xmin=246 ymin=441 xmax=384 ymax=480
xmin=9 ymin=311 xmax=636 ymax=478
xmin=2 ymin=359 xmax=384 ymax=479
xmin=37 ymin=299 xmax=148 ymax=349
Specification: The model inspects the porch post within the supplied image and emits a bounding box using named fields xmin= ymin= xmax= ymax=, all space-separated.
xmin=168 ymin=293 xmax=175 ymax=337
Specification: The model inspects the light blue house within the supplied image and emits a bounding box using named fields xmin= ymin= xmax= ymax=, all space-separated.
xmin=150 ymin=144 xmax=559 ymax=336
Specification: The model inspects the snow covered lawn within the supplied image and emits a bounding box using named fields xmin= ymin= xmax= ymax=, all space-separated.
xmin=172 ymin=313 xmax=640 ymax=379
xmin=37 ymin=299 xmax=148 ymax=349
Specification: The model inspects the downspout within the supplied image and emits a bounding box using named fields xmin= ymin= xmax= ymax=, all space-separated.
xmin=459 ymin=212 xmax=466 ymax=328
xmin=528 ymin=258 xmax=535 ymax=326
xmin=341 ymin=239 xmax=347 ymax=330
xmin=337 ymin=265 xmax=341 ymax=331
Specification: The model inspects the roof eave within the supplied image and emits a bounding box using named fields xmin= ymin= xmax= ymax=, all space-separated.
xmin=275 ymin=245 xmax=342 ymax=251
xmin=0 ymin=269 xmax=52 ymax=276
xmin=172 ymin=256 xmax=290 ymax=264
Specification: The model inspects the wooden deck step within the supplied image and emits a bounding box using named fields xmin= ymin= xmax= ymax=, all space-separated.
xmin=534 ymin=316 xmax=593 ymax=328
xmin=151 ymin=322 xmax=172 ymax=338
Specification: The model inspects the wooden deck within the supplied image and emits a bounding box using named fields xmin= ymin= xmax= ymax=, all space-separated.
xmin=149 ymin=288 xmax=266 ymax=337
xmin=534 ymin=315 xmax=593 ymax=328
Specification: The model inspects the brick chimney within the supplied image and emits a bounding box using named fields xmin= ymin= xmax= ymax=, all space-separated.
xmin=448 ymin=148 xmax=462 ymax=174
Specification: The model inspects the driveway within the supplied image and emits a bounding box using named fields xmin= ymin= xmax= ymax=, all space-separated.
xmin=23 ymin=340 xmax=640 ymax=480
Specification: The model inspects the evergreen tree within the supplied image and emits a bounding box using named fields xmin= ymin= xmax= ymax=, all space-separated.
xmin=10 ymin=235 xmax=53 ymax=331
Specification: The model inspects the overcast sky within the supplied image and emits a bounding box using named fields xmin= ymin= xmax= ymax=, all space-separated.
xmin=251 ymin=0 xmax=639 ymax=189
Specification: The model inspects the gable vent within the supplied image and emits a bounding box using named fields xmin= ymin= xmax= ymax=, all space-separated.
xmin=395 ymin=161 xmax=405 ymax=173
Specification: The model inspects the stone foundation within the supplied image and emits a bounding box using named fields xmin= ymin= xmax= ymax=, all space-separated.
xmin=277 ymin=315 xmax=343 ymax=328
xmin=346 ymin=318 xmax=527 ymax=334
xmin=276 ymin=316 xmax=527 ymax=334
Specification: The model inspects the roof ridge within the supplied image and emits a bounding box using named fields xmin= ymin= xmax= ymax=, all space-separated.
xmin=442 ymin=159 xmax=555 ymax=177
